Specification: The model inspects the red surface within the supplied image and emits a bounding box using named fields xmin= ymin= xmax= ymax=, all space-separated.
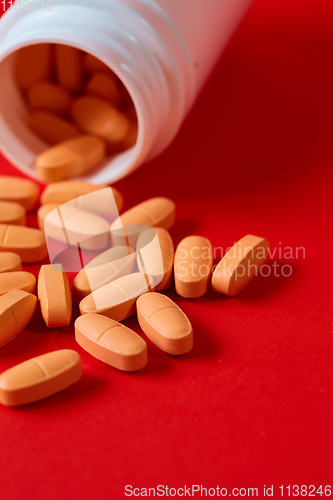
xmin=1 ymin=0 xmax=333 ymax=498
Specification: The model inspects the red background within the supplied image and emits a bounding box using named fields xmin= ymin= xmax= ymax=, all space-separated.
xmin=1 ymin=0 xmax=333 ymax=498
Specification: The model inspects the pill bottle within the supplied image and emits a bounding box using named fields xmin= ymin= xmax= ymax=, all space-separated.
xmin=0 ymin=0 xmax=251 ymax=184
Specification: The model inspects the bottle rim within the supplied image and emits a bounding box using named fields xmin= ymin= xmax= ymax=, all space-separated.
xmin=0 ymin=2 xmax=179 ymax=184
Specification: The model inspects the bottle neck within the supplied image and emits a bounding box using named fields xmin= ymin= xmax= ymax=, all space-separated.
xmin=0 ymin=0 xmax=191 ymax=183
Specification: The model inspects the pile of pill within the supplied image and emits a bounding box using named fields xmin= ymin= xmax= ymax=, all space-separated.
xmin=15 ymin=44 xmax=137 ymax=182
xmin=0 ymin=175 xmax=269 ymax=407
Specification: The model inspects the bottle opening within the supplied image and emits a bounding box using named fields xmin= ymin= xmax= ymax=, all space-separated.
xmin=0 ymin=42 xmax=139 ymax=184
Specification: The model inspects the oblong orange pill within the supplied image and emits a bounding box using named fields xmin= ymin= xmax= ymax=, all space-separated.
xmin=0 ymin=176 xmax=39 ymax=211
xmin=212 ymin=235 xmax=270 ymax=296
xmin=106 ymin=122 xmax=138 ymax=155
xmin=15 ymin=43 xmax=51 ymax=91
xmin=73 ymin=246 xmax=136 ymax=302
xmin=28 ymin=111 xmax=80 ymax=146
xmin=85 ymin=72 xmax=121 ymax=107
xmin=55 ymin=45 xmax=83 ymax=93
xmin=37 ymin=203 xmax=58 ymax=231
xmin=0 ymin=253 xmax=22 ymax=273
xmin=0 ymin=201 xmax=25 ymax=226
xmin=137 ymin=292 xmax=193 ymax=355
xmin=38 ymin=264 xmax=72 ymax=328
xmin=136 ymin=227 xmax=174 ymax=291
xmin=41 ymin=181 xmax=123 ymax=220
xmin=39 ymin=204 xmax=110 ymax=251
xmin=0 ymin=272 xmax=36 ymax=296
xmin=0 ymin=350 xmax=82 ymax=407
xmin=0 ymin=225 xmax=47 ymax=263
xmin=117 ymin=122 xmax=138 ymax=152
xmin=71 ymin=96 xmax=131 ymax=143
xmin=79 ymin=272 xmax=154 ymax=322
xmin=27 ymin=81 xmax=72 ymax=116
xmin=174 ymin=235 xmax=213 ymax=298
xmin=75 ymin=314 xmax=147 ymax=372
xmin=110 ymin=197 xmax=176 ymax=247
xmin=0 ymin=290 xmax=37 ymax=348
xmin=36 ymin=134 xmax=106 ymax=183
xmin=41 ymin=180 xmax=103 ymax=204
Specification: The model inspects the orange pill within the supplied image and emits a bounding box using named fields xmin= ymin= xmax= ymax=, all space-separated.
xmin=0 ymin=176 xmax=39 ymax=211
xmin=111 ymin=197 xmax=176 ymax=248
xmin=38 ymin=264 xmax=72 ymax=328
xmin=27 ymin=81 xmax=72 ymax=116
xmin=71 ymin=96 xmax=131 ymax=144
xmin=0 ymin=350 xmax=82 ymax=407
xmin=136 ymin=227 xmax=174 ymax=291
xmin=0 ymin=272 xmax=36 ymax=296
xmin=39 ymin=203 xmax=110 ymax=251
xmin=79 ymin=272 xmax=154 ymax=322
xmin=0 ymin=201 xmax=25 ymax=226
xmin=117 ymin=122 xmax=138 ymax=151
xmin=85 ymin=72 xmax=121 ymax=107
xmin=41 ymin=181 xmax=123 ymax=220
xmin=0 ymin=225 xmax=47 ymax=263
xmin=75 ymin=314 xmax=147 ymax=372
xmin=0 ymin=253 xmax=22 ymax=273
xmin=37 ymin=203 xmax=58 ymax=231
xmin=55 ymin=45 xmax=83 ymax=93
xmin=36 ymin=134 xmax=106 ymax=182
xmin=107 ymin=123 xmax=138 ymax=155
xmin=28 ymin=111 xmax=80 ymax=146
xmin=212 ymin=235 xmax=270 ymax=296
xmin=15 ymin=43 xmax=51 ymax=91
xmin=73 ymin=246 xmax=136 ymax=302
xmin=137 ymin=293 xmax=193 ymax=355
xmin=0 ymin=290 xmax=37 ymax=348
xmin=83 ymin=53 xmax=112 ymax=75
xmin=174 ymin=235 xmax=213 ymax=298
xmin=41 ymin=180 xmax=105 ymax=204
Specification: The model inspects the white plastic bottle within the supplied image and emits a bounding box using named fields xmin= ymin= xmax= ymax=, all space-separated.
xmin=0 ymin=0 xmax=251 ymax=184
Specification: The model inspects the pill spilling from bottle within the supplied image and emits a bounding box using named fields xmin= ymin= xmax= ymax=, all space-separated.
xmin=0 ymin=175 xmax=269 ymax=407
xmin=14 ymin=44 xmax=138 ymax=183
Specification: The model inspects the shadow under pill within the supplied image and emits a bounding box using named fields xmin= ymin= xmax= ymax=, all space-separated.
xmin=0 ymin=329 xmax=47 ymax=360
xmin=236 ymin=259 xmax=299 ymax=303
xmin=15 ymin=372 xmax=107 ymax=412
xmin=185 ymin=314 xmax=221 ymax=361
xmin=202 ymin=285 xmax=232 ymax=303
xmin=130 ymin=355 xmax=173 ymax=377
xmin=24 ymin=304 xmax=48 ymax=334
